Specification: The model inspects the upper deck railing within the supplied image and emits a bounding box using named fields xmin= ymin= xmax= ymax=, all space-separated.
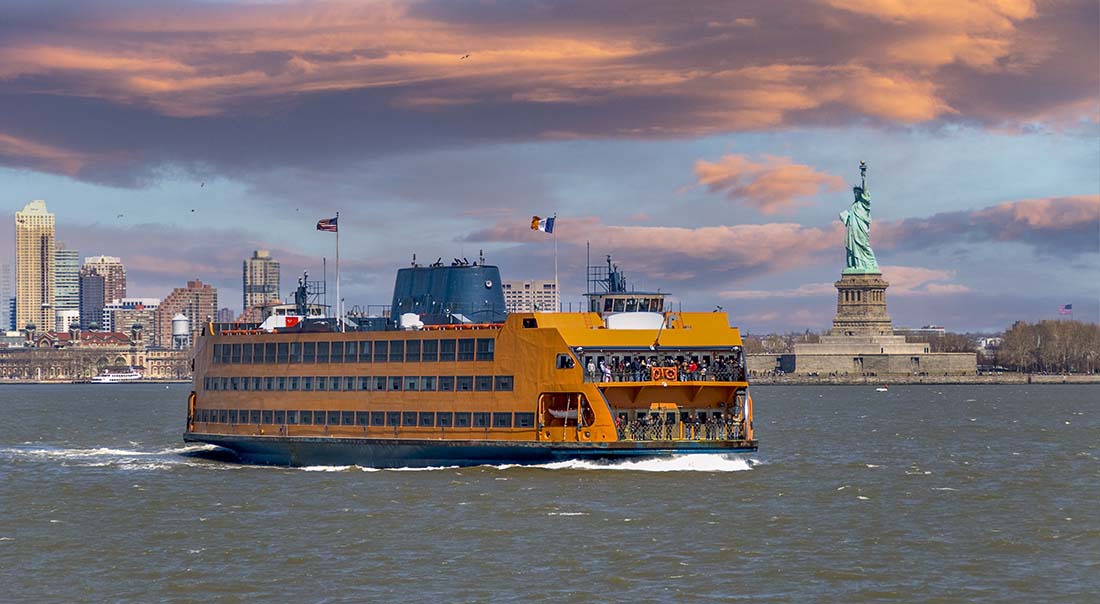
xmin=579 ymin=352 xmax=747 ymax=383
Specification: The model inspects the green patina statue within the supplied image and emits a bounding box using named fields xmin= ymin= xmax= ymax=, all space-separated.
xmin=839 ymin=161 xmax=879 ymax=273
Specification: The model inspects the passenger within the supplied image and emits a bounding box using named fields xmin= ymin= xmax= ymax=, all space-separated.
xmin=600 ymin=361 xmax=612 ymax=382
xmin=586 ymin=359 xmax=596 ymax=380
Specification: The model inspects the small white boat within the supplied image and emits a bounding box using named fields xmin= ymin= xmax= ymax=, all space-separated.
xmin=875 ymin=385 xmax=889 ymax=392
xmin=91 ymin=368 xmax=143 ymax=383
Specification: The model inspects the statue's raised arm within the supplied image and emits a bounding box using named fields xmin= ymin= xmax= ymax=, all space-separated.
xmin=840 ymin=161 xmax=879 ymax=273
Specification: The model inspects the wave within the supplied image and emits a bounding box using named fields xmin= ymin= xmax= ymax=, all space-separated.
xmin=495 ymin=454 xmax=758 ymax=473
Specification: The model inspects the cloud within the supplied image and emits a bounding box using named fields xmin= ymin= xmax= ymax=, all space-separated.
xmin=878 ymin=194 xmax=1099 ymax=255
xmin=0 ymin=0 xmax=1094 ymax=184
xmin=694 ymin=154 xmax=845 ymax=214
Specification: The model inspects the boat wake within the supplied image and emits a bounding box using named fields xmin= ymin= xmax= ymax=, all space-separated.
xmin=0 ymin=443 xmax=241 ymax=471
xmin=497 ymin=454 xmax=759 ymax=473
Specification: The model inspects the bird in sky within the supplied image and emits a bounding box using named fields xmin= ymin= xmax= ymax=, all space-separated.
xmin=460 ymin=54 xmax=470 ymax=59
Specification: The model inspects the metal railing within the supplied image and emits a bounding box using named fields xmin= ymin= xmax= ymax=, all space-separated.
xmin=614 ymin=418 xmax=746 ymax=441
xmin=585 ymin=366 xmax=746 ymax=383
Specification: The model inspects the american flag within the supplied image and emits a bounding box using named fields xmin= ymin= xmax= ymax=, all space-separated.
xmin=1058 ymin=304 xmax=1073 ymax=315
xmin=316 ymin=216 xmax=338 ymax=232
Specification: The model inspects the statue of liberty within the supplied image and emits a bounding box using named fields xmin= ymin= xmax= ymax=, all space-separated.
xmin=839 ymin=161 xmax=879 ymax=273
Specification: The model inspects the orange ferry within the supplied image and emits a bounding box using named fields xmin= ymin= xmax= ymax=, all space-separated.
xmin=184 ymin=258 xmax=756 ymax=467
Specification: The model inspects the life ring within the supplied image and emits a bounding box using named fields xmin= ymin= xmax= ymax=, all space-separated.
xmin=650 ymin=367 xmax=662 ymax=381
xmin=663 ymin=367 xmax=678 ymax=381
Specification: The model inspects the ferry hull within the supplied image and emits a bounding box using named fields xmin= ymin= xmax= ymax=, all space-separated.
xmin=184 ymin=432 xmax=757 ymax=468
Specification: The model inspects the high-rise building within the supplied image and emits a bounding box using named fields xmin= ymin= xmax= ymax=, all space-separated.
xmin=243 ymin=250 xmax=281 ymax=311
xmin=54 ymin=244 xmax=80 ymax=326
xmin=102 ymin=298 xmax=159 ymax=337
xmin=15 ymin=200 xmax=56 ymax=331
xmin=6 ymin=297 xmax=15 ymax=331
xmin=155 ymin=279 xmax=217 ymax=348
xmin=82 ymin=255 xmax=126 ymax=304
xmin=502 ymin=279 xmax=560 ymax=312
xmin=216 ymin=307 xmax=235 ymax=323
xmin=0 ymin=262 xmax=12 ymax=331
xmin=79 ymin=272 xmax=106 ymax=329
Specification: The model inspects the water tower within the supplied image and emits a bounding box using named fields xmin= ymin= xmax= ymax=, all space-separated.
xmin=171 ymin=313 xmax=191 ymax=349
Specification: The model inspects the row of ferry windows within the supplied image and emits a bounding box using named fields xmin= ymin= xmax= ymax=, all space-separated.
xmin=203 ymin=375 xmax=514 ymax=393
xmin=195 ymin=408 xmax=535 ymax=429
xmin=212 ymin=339 xmax=495 ymax=365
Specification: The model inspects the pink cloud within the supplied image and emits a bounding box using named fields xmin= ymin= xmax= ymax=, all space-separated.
xmin=694 ymin=154 xmax=845 ymax=214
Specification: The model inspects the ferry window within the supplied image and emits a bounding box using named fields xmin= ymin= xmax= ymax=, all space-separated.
xmin=274 ymin=410 xmax=285 ymax=424
xmin=277 ymin=342 xmax=289 ymax=363
xmin=262 ymin=410 xmax=273 ymax=424
xmin=288 ymin=376 xmax=299 ymax=390
xmin=405 ymin=376 xmax=420 ymax=391
xmin=240 ymin=378 xmax=251 ymax=391
xmin=264 ymin=377 xmax=274 ymax=391
xmin=613 ymin=299 xmax=625 ymax=312
xmin=475 ymin=376 xmax=493 ymax=391
xmin=439 ymin=339 xmax=456 ymax=361
xmin=356 ymin=412 xmax=369 ymax=426
xmin=302 ymin=376 xmax=314 ymax=391
xmin=515 ymin=412 xmax=534 ymax=428
xmin=437 ymin=412 xmax=453 ymax=427
xmin=626 ymin=298 xmax=638 ymax=312
xmin=359 ymin=341 xmax=372 ymax=363
xmin=317 ymin=341 xmax=330 ymax=363
xmin=277 ymin=376 xmax=287 ymax=391
xmin=218 ymin=410 xmax=228 ymax=423
xmin=492 ymin=413 xmax=513 ymax=428
xmin=344 ymin=376 xmax=356 ymax=391
xmin=654 ymin=299 xmax=663 ymax=312
xmin=418 ymin=412 xmax=435 ymax=427
xmin=222 ymin=344 xmax=233 ymax=364
xmin=421 ymin=376 xmax=437 ymax=391
xmin=473 ymin=412 xmax=490 ymax=428
xmin=454 ymin=412 xmax=471 ymax=427
xmin=289 ymin=342 xmax=301 ymax=364
xmin=330 ymin=376 xmax=342 ymax=391
xmin=330 ymin=341 xmax=344 ymax=363
xmin=604 ymin=299 xmax=613 ymax=312
xmin=300 ymin=410 xmax=313 ymax=425
xmin=253 ymin=377 xmax=263 ymax=391
xmin=438 ymin=376 xmax=455 ymax=391
xmin=494 ymin=376 xmax=514 ymax=391
xmin=303 ymin=341 xmax=316 ymax=363
xmin=402 ymin=411 xmax=417 ymax=427
xmin=556 ymin=354 xmax=575 ymax=369
xmin=405 ymin=340 xmax=420 ymax=362
xmin=343 ymin=341 xmax=356 ymax=363
xmin=476 ymin=338 xmax=494 ymax=361
xmin=374 ymin=341 xmax=388 ymax=362
xmin=222 ymin=377 xmax=231 ymax=390
xmin=286 ymin=410 xmax=298 ymax=425
xmin=358 ymin=377 xmax=370 ymax=391
xmin=230 ymin=377 xmax=240 ymax=391
xmin=373 ymin=376 xmax=387 ymax=391
xmin=421 ymin=340 xmax=438 ymax=362
xmin=457 ymin=339 xmax=475 ymax=361
xmin=389 ymin=340 xmax=404 ymax=362
xmin=231 ymin=344 xmax=242 ymax=364
xmin=522 ymin=318 xmax=537 ymax=328
xmin=242 ymin=344 xmax=254 ymax=364
xmin=265 ymin=343 xmax=276 ymax=363
xmin=212 ymin=344 xmax=222 ymax=364
xmin=249 ymin=410 xmax=260 ymax=424
xmin=370 ymin=411 xmax=385 ymax=426
xmin=203 ymin=378 xmax=211 ymax=390
xmin=456 ymin=376 xmax=473 ymax=391
xmin=341 ymin=411 xmax=354 ymax=425
xmin=315 ymin=376 xmax=327 ymax=391
xmin=386 ymin=411 xmax=401 ymax=426
xmin=389 ymin=376 xmax=403 ymax=391
xmin=228 ymin=409 xmax=238 ymax=424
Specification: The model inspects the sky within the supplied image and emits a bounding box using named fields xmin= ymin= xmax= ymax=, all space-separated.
xmin=1 ymin=0 xmax=1097 ymax=333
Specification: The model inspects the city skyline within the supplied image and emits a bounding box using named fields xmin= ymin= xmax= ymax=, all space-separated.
xmin=0 ymin=0 xmax=1097 ymax=332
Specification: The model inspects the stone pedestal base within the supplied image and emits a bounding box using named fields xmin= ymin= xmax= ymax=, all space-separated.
xmin=830 ymin=272 xmax=893 ymax=336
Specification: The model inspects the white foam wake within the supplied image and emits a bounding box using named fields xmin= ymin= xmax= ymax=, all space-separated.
xmin=499 ymin=454 xmax=758 ymax=473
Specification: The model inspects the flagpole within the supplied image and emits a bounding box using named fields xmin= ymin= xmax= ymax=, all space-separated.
xmin=553 ymin=213 xmax=559 ymax=312
xmin=336 ymin=211 xmax=342 ymax=331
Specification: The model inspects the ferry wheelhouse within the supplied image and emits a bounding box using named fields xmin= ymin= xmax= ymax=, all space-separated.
xmin=185 ymin=258 xmax=756 ymax=467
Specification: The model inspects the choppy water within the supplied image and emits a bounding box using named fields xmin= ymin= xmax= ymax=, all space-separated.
xmin=1 ymin=384 xmax=1097 ymax=603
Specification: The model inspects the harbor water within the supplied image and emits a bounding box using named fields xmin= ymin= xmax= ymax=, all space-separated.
xmin=1 ymin=384 xmax=1097 ymax=603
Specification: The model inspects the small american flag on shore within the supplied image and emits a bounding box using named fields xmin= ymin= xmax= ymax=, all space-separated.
xmin=316 ymin=216 xmax=338 ymax=232
xmin=1058 ymin=304 xmax=1073 ymax=315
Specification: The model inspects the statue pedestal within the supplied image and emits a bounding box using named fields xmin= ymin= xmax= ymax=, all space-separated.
xmin=829 ymin=272 xmax=892 ymax=336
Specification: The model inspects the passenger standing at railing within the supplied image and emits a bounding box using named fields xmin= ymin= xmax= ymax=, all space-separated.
xmin=600 ymin=361 xmax=612 ymax=382
xmin=587 ymin=359 xmax=596 ymax=380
